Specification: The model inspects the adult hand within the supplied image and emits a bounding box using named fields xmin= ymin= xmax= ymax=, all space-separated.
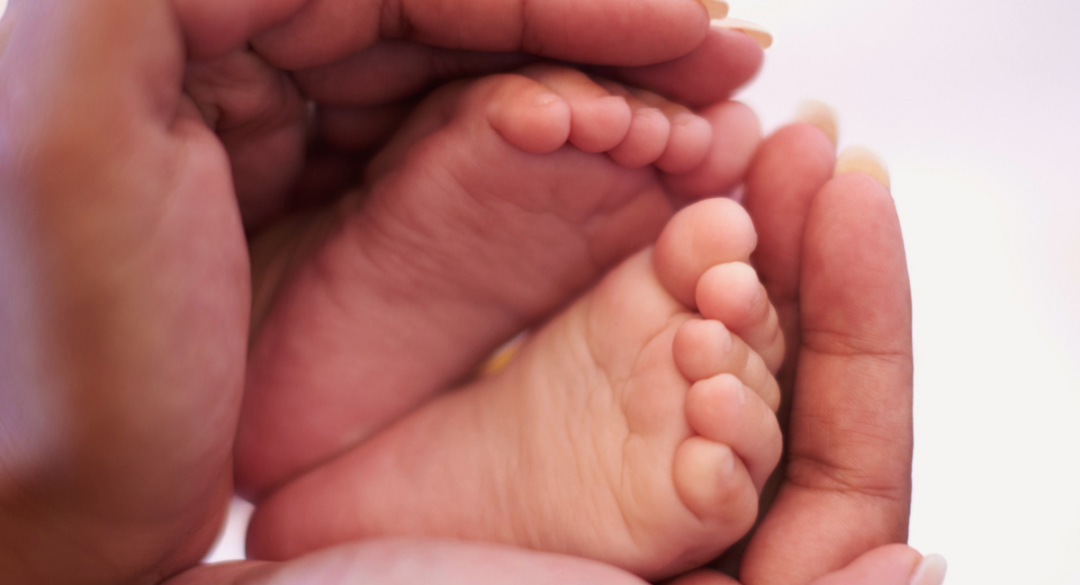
xmin=0 ymin=0 xmax=917 ymax=584
xmin=0 ymin=0 xmax=762 ymax=583
xmin=0 ymin=0 xmax=249 ymax=582
xmin=721 ymin=119 xmax=915 ymax=584
xmin=179 ymin=0 xmax=766 ymax=227
xmin=674 ymin=545 xmax=943 ymax=585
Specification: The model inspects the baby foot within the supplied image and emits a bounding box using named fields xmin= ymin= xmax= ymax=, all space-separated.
xmin=246 ymin=198 xmax=784 ymax=580
xmin=238 ymin=65 xmax=762 ymax=496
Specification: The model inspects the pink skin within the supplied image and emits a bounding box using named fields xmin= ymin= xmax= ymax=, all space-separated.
xmin=235 ymin=67 xmax=763 ymax=500
xmin=0 ymin=0 xmax=913 ymax=580
xmin=724 ymin=123 xmax=913 ymax=584
xmin=5 ymin=0 xmax=752 ymax=580
xmin=159 ymin=541 xmax=927 ymax=585
xmin=182 ymin=26 xmax=764 ymax=230
xmin=243 ymin=199 xmax=783 ymax=579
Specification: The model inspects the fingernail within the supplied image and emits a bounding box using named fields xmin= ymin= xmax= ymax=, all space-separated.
xmin=835 ymin=145 xmax=891 ymax=190
xmin=795 ymin=99 xmax=839 ymax=147
xmin=697 ymin=0 xmax=730 ymax=19
xmin=711 ymin=17 xmax=773 ymax=49
xmin=478 ymin=335 xmax=525 ymax=376
xmin=909 ymin=554 xmax=947 ymax=585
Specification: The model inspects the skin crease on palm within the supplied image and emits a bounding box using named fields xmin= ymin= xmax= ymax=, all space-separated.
xmin=0 ymin=0 xmax=927 ymax=584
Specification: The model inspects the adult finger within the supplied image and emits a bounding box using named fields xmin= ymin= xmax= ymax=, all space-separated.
xmin=741 ymin=157 xmax=913 ymax=584
xmin=185 ymin=48 xmax=310 ymax=227
xmin=294 ymin=27 xmax=762 ymax=110
xmin=712 ymin=116 xmax=835 ymax=577
xmin=174 ymin=0 xmax=714 ymax=67
xmin=744 ymin=120 xmax=838 ymax=399
xmin=593 ymin=25 xmax=765 ymax=109
xmin=258 ymin=0 xmax=713 ymax=70
xmin=670 ymin=545 xmax=938 ymax=585
xmin=293 ymin=40 xmax=534 ymax=107
xmin=163 ymin=539 xmax=651 ymax=585
xmin=0 ymin=0 xmax=249 ymax=582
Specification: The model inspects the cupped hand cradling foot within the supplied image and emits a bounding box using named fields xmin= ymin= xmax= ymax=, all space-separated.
xmin=0 ymin=0 xmax=937 ymax=583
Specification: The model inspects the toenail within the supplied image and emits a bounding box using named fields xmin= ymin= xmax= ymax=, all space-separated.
xmin=640 ymin=107 xmax=665 ymax=121
xmin=672 ymin=112 xmax=700 ymax=128
xmin=533 ymin=92 xmax=561 ymax=107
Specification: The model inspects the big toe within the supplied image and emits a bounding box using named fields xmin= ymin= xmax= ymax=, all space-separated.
xmin=482 ymin=74 xmax=575 ymax=155
xmin=653 ymin=197 xmax=757 ymax=308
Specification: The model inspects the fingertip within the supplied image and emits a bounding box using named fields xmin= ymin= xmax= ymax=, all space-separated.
xmin=910 ymin=554 xmax=948 ymax=585
xmin=794 ymin=99 xmax=839 ymax=148
xmin=699 ymin=0 xmax=730 ymax=19
xmin=710 ymin=17 xmax=773 ymax=50
xmin=835 ymin=145 xmax=891 ymax=190
xmin=808 ymin=544 xmax=927 ymax=585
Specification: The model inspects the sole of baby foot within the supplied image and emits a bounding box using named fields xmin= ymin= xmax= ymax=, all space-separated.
xmin=246 ymin=199 xmax=785 ymax=581
xmin=236 ymin=66 xmax=763 ymax=498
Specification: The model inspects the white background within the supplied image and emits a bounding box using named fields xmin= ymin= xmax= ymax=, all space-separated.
xmin=734 ymin=1 xmax=1080 ymax=584
xmin=4 ymin=0 xmax=1078 ymax=583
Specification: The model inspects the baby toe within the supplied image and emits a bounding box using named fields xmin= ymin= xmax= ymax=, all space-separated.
xmin=606 ymin=102 xmax=671 ymax=168
xmin=673 ymin=437 xmax=758 ymax=534
xmin=656 ymin=110 xmax=713 ymax=175
xmin=696 ymin=262 xmax=784 ymax=373
xmin=654 ymin=198 xmax=757 ymax=307
xmin=673 ymin=319 xmax=781 ymax=410
xmin=519 ymin=65 xmax=632 ymax=153
xmin=623 ymin=87 xmax=713 ymax=174
xmin=662 ymin=101 xmax=760 ymax=200
xmin=685 ymin=374 xmax=783 ymax=490
xmin=480 ymin=74 xmax=573 ymax=155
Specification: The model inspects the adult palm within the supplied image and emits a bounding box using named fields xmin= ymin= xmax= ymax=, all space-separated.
xmin=0 ymin=0 xmax=749 ymax=582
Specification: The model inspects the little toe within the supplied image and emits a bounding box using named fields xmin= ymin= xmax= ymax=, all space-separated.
xmin=673 ymin=437 xmax=757 ymax=534
xmin=662 ymin=101 xmax=761 ymax=200
xmin=520 ymin=65 xmax=632 ymax=153
xmin=685 ymin=374 xmax=783 ymax=490
xmin=673 ymin=319 xmax=781 ymax=411
xmin=696 ymin=262 xmax=785 ymax=372
xmin=654 ymin=198 xmax=757 ymax=308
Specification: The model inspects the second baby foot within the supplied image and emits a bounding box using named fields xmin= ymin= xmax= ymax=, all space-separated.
xmin=246 ymin=199 xmax=784 ymax=580
xmin=238 ymin=65 xmax=762 ymax=496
